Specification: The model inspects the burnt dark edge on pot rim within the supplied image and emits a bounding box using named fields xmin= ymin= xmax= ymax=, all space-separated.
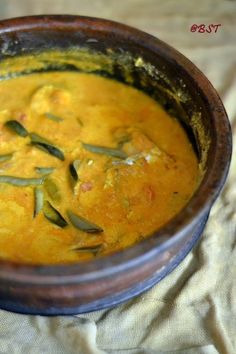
xmin=0 ymin=15 xmax=232 ymax=285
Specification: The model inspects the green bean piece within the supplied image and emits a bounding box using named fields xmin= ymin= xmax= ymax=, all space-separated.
xmin=4 ymin=120 xmax=28 ymax=137
xmin=29 ymin=132 xmax=52 ymax=145
xmin=34 ymin=187 xmax=44 ymax=217
xmin=30 ymin=133 xmax=64 ymax=160
xmin=72 ymin=244 xmax=103 ymax=255
xmin=82 ymin=143 xmax=127 ymax=159
xmin=35 ymin=167 xmax=55 ymax=175
xmin=0 ymin=175 xmax=44 ymax=186
xmin=69 ymin=160 xmax=80 ymax=182
xmin=45 ymin=112 xmax=63 ymax=122
xmin=67 ymin=210 xmax=103 ymax=233
xmin=44 ymin=178 xmax=61 ymax=202
xmin=0 ymin=153 xmax=14 ymax=162
xmin=31 ymin=142 xmax=65 ymax=161
xmin=43 ymin=201 xmax=68 ymax=228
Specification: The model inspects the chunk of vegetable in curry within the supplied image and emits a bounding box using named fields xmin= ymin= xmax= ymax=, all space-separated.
xmin=0 ymin=72 xmax=199 ymax=264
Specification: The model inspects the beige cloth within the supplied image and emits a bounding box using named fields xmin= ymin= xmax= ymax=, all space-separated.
xmin=0 ymin=0 xmax=236 ymax=353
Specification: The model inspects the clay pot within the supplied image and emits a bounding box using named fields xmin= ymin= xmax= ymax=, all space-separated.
xmin=0 ymin=15 xmax=231 ymax=315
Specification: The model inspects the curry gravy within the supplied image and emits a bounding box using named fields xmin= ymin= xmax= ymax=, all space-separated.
xmin=0 ymin=72 xmax=199 ymax=264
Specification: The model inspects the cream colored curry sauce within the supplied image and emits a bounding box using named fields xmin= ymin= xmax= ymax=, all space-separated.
xmin=0 ymin=72 xmax=199 ymax=264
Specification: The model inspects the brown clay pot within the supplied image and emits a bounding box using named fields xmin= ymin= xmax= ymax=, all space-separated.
xmin=0 ymin=15 xmax=232 ymax=315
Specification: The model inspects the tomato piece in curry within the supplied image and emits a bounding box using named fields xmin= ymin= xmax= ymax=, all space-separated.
xmin=0 ymin=72 xmax=199 ymax=264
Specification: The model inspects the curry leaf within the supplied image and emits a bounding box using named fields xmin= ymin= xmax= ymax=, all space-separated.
xmin=67 ymin=210 xmax=103 ymax=233
xmin=4 ymin=120 xmax=28 ymax=137
xmin=82 ymin=143 xmax=127 ymax=159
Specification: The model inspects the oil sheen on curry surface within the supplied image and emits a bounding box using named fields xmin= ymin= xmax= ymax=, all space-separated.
xmin=0 ymin=71 xmax=199 ymax=264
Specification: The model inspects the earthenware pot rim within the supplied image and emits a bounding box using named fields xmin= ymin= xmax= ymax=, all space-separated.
xmin=0 ymin=15 xmax=232 ymax=284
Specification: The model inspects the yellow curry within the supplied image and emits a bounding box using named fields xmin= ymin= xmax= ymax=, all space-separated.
xmin=0 ymin=72 xmax=199 ymax=264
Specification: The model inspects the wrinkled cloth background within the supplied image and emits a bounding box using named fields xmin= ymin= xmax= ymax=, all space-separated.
xmin=0 ymin=0 xmax=236 ymax=353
